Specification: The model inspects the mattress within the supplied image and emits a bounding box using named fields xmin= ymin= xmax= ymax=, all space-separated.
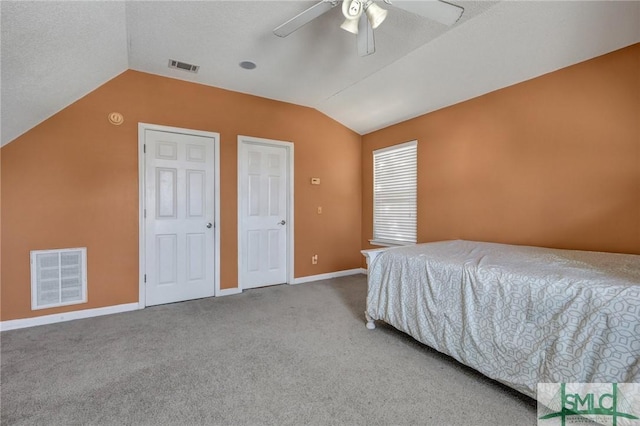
xmin=366 ymin=240 xmax=640 ymax=399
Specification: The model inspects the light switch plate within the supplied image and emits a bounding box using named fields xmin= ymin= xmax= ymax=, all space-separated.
xmin=311 ymin=177 xmax=320 ymax=185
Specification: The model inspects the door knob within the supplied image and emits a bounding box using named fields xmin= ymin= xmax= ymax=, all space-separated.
xmin=206 ymin=223 xmax=213 ymax=229
xmin=278 ymin=220 xmax=286 ymax=225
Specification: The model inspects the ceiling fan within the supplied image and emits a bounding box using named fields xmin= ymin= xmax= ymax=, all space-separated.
xmin=273 ymin=0 xmax=465 ymax=57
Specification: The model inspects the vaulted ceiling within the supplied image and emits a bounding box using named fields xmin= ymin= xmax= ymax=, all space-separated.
xmin=2 ymin=1 xmax=639 ymax=147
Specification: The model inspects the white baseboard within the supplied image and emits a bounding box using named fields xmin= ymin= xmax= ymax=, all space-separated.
xmin=291 ymin=268 xmax=366 ymax=285
xmin=0 ymin=303 xmax=140 ymax=332
xmin=217 ymin=287 xmax=242 ymax=297
xmin=1 ymin=270 xmax=366 ymax=331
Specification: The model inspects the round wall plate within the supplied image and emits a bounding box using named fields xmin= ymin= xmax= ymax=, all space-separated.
xmin=108 ymin=112 xmax=124 ymax=126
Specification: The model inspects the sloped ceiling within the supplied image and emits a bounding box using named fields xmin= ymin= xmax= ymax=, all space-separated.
xmin=1 ymin=1 xmax=639 ymax=147
xmin=1 ymin=1 xmax=129 ymax=146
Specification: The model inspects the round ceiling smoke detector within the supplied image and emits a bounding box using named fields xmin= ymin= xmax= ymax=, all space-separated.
xmin=239 ymin=61 xmax=257 ymax=70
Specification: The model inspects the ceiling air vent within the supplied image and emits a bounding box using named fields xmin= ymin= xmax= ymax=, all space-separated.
xmin=168 ymin=59 xmax=199 ymax=73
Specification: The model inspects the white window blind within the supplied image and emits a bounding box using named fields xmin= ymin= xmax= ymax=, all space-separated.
xmin=30 ymin=248 xmax=87 ymax=310
xmin=372 ymin=140 xmax=417 ymax=245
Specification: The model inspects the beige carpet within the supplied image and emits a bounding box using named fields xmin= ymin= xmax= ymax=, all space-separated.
xmin=1 ymin=275 xmax=536 ymax=425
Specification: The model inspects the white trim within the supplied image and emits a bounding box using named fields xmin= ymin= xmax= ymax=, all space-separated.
xmin=138 ymin=123 xmax=221 ymax=308
xmin=212 ymin=132 xmax=222 ymax=297
xmin=0 ymin=303 xmax=140 ymax=332
xmin=368 ymin=239 xmax=415 ymax=247
xmin=291 ymin=268 xmax=365 ymax=285
xmin=217 ymin=287 xmax=242 ymax=297
xmin=237 ymin=136 xmax=295 ymax=290
xmin=138 ymin=126 xmax=146 ymax=308
xmin=373 ymin=139 xmax=417 ymax=155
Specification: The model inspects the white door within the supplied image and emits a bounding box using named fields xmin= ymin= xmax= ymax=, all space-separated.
xmin=144 ymin=129 xmax=216 ymax=306
xmin=238 ymin=138 xmax=290 ymax=289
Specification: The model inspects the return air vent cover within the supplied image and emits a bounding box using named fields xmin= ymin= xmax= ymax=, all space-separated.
xmin=30 ymin=248 xmax=87 ymax=310
xmin=168 ymin=59 xmax=199 ymax=73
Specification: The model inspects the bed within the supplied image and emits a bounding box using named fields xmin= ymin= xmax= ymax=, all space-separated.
xmin=362 ymin=240 xmax=640 ymax=399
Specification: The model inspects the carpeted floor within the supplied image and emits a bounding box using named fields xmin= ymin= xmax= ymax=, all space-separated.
xmin=1 ymin=275 xmax=536 ymax=425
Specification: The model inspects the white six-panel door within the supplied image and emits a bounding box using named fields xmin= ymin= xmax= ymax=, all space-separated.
xmin=238 ymin=138 xmax=291 ymax=289
xmin=144 ymin=129 xmax=217 ymax=306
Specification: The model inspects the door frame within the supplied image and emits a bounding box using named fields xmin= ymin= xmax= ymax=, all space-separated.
xmin=138 ymin=123 xmax=221 ymax=308
xmin=237 ymin=135 xmax=294 ymax=290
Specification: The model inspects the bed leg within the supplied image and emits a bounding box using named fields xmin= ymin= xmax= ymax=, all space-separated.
xmin=365 ymin=311 xmax=376 ymax=330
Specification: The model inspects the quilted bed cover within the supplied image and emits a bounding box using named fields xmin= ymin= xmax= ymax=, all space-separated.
xmin=366 ymin=240 xmax=640 ymax=399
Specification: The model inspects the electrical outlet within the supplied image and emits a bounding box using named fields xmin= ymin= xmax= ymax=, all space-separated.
xmin=312 ymin=254 xmax=318 ymax=265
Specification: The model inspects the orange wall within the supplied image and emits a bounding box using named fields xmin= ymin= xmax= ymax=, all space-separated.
xmin=0 ymin=147 xmax=3 ymax=308
xmin=362 ymin=43 xmax=640 ymax=255
xmin=3 ymin=44 xmax=638 ymax=322
xmin=1 ymin=70 xmax=362 ymax=321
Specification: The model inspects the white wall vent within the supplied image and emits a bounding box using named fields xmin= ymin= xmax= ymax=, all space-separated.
xmin=30 ymin=248 xmax=87 ymax=310
xmin=168 ymin=59 xmax=199 ymax=73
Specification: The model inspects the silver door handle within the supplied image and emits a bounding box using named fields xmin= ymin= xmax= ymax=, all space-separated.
xmin=206 ymin=223 xmax=213 ymax=229
xmin=278 ymin=220 xmax=286 ymax=225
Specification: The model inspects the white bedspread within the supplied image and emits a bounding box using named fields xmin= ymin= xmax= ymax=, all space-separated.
xmin=366 ymin=240 xmax=640 ymax=399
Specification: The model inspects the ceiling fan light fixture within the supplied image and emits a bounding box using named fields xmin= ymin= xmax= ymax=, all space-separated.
xmin=341 ymin=0 xmax=363 ymax=33
xmin=340 ymin=17 xmax=360 ymax=34
xmin=342 ymin=0 xmax=363 ymax=19
xmin=364 ymin=1 xmax=387 ymax=29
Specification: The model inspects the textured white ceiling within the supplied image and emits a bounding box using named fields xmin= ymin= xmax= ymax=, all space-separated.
xmin=126 ymin=1 xmax=496 ymax=107
xmin=1 ymin=1 xmax=128 ymax=145
xmin=319 ymin=0 xmax=640 ymax=133
xmin=1 ymin=1 xmax=639 ymax=147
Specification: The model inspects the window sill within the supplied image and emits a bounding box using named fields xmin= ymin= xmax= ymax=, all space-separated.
xmin=369 ymin=239 xmax=415 ymax=248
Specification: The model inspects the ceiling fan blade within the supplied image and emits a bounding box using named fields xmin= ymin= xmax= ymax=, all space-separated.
xmin=357 ymin=13 xmax=375 ymax=56
xmin=273 ymin=0 xmax=339 ymax=37
xmin=391 ymin=0 xmax=464 ymax=26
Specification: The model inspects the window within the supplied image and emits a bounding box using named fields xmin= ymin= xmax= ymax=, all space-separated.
xmin=372 ymin=140 xmax=417 ymax=246
xmin=30 ymin=248 xmax=87 ymax=310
